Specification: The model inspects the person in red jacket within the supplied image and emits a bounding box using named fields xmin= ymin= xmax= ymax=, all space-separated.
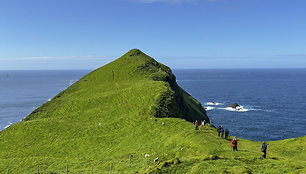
xmin=194 ymin=120 xmax=199 ymax=130
xmin=231 ymin=137 xmax=238 ymax=151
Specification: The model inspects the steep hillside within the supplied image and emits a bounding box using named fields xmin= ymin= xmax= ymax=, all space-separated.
xmin=24 ymin=49 xmax=209 ymax=123
xmin=0 ymin=49 xmax=305 ymax=173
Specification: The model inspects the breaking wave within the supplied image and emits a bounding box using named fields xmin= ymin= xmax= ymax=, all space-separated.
xmin=204 ymin=106 xmax=214 ymax=111
xmin=219 ymin=106 xmax=260 ymax=112
xmin=205 ymin=102 xmax=223 ymax=106
xmin=4 ymin=122 xmax=12 ymax=129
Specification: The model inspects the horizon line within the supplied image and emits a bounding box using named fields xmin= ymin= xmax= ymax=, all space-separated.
xmin=1 ymin=67 xmax=306 ymax=71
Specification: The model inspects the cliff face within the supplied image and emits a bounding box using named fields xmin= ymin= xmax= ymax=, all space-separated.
xmin=124 ymin=49 xmax=209 ymax=122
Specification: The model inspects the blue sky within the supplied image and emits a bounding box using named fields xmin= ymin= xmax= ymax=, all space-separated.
xmin=0 ymin=0 xmax=305 ymax=70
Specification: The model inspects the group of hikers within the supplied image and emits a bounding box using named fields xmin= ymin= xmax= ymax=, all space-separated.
xmin=194 ymin=120 xmax=206 ymax=130
xmin=194 ymin=121 xmax=269 ymax=158
xmin=218 ymin=125 xmax=269 ymax=158
xmin=229 ymin=137 xmax=268 ymax=158
xmin=217 ymin=125 xmax=230 ymax=139
xmin=216 ymin=125 xmax=237 ymax=151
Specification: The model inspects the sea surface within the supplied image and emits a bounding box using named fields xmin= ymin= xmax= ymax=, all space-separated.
xmin=0 ymin=69 xmax=305 ymax=141
xmin=174 ymin=69 xmax=306 ymax=141
xmin=0 ymin=70 xmax=90 ymax=130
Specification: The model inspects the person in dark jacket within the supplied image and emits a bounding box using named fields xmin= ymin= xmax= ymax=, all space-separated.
xmin=261 ymin=141 xmax=269 ymax=158
xmin=217 ymin=125 xmax=222 ymax=136
xmin=225 ymin=129 xmax=229 ymax=139
xmin=221 ymin=127 xmax=224 ymax=138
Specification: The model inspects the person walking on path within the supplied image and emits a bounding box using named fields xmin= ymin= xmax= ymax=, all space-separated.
xmin=195 ymin=120 xmax=199 ymax=130
xmin=217 ymin=126 xmax=222 ymax=136
xmin=221 ymin=127 xmax=224 ymax=138
xmin=225 ymin=129 xmax=229 ymax=140
xmin=261 ymin=141 xmax=269 ymax=158
xmin=231 ymin=137 xmax=238 ymax=151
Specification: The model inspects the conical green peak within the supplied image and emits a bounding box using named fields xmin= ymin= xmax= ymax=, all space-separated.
xmin=125 ymin=48 xmax=145 ymax=57
xmin=24 ymin=49 xmax=209 ymax=123
xmin=128 ymin=48 xmax=142 ymax=54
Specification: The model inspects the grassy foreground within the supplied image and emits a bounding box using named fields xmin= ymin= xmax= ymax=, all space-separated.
xmin=0 ymin=49 xmax=305 ymax=173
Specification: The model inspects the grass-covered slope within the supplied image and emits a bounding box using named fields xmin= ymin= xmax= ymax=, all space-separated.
xmin=0 ymin=49 xmax=305 ymax=173
xmin=24 ymin=49 xmax=209 ymax=123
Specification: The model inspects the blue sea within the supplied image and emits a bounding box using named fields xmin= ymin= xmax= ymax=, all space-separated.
xmin=0 ymin=69 xmax=305 ymax=141
xmin=0 ymin=70 xmax=90 ymax=130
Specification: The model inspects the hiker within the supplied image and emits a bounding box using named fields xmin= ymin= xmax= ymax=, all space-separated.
xmin=231 ymin=137 xmax=238 ymax=151
xmin=194 ymin=120 xmax=199 ymax=130
xmin=261 ymin=141 xmax=269 ymax=158
xmin=201 ymin=120 xmax=205 ymax=127
xmin=217 ymin=125 xmax=222 ymax=136
xmin=221 ymin=127 xmax=224 ymax=138
xmin=225 ymin=129 xmax=229 ymax=139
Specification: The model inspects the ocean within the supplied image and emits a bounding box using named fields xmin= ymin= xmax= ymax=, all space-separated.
xmin=174 ymin=69 xmax=306 ymax=141
xmin=0 ymin=69 xmax=305 ymax=141
xmin=0 ymin=70 xmax=90 ymax=130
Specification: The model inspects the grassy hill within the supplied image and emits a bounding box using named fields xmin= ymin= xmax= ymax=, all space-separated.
xmin=0 ymin=49 xmax=305 ymax=173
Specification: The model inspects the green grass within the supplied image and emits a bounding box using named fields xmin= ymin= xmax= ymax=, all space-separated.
xmin=0 ymin=49 xmax=305 ymax=173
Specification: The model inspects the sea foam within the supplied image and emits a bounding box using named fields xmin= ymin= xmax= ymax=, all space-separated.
xmin=205 ymin=102 xmax=223 ymax=106
xmin=221 ymin=107 xmax=249 ymax=112
xmin=4 ymin=122 xmax=12 ymax=129
xmin=204 ymin=106 xmax=214 ymax=111
xmin=220 ymin=106 xmax=260 ymax=112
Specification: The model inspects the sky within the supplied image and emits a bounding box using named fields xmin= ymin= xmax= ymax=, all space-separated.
xmin=0 ymin=0 xmax=305 ymax=70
